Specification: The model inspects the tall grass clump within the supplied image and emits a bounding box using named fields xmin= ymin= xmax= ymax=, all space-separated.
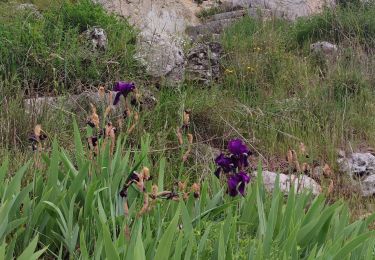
xmin=0 ymin=0 xmax=140 ymax=95
xmin=0 ymin=121 xmax=374 ymax=259
xmin=291 ymin=2 xmax=375 ymax=47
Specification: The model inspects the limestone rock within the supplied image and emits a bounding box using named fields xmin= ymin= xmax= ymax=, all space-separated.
xmin=338 ymin=152 xmax=375 ymax=196
xmin=338 ymin=153 xmax=375 ymax=179
xmin=224 ymin=0 xmax=335 ymax=20
xmin=310 ymin=41 xmax=338 ymax=56
xmin=254 ymin=171 xmax=322 ymax=196
xmin=185 ymin=42 xmax=223 ymax=84
xmin=136 ymin=32 xmax=185 ymax=84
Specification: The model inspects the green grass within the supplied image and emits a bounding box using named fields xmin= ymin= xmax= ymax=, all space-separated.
xmin=0 ymin=0 xmax=140 ymax=95
xmin=219 ymin=8 xmax=375 ymax=161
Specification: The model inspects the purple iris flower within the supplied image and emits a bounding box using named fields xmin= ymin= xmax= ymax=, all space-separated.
xmin=227 ymin=172 xmax=250 ymax=197
xmin=228 ymin=139 xmax=251 ymax=169
xmin=228 ymin=139 xmax=249 ymax=155
xmin=113 ymin=81 xmax=135 ymax=105
xmin=213 ymin=139 xmax=253 ymax=196
xmin=214 ymin=153 xmax=234 ymax=178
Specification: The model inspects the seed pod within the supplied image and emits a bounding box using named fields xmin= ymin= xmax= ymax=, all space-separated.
xmin=151 ymin=185 xmax=158 ymax=199
xmin=183 ymin=109 xmax=191 ymax=127
xmin=178 ymin=181 xmax=186 ymax=192
xmin=141 ymin=167 xmax=150 ymax=181
xmin=98 ymin=86 xmax=105 ymax=99
xmin=191 ymin=183 xmax=200 ymax=198
xmin=89 ymin=103 xmax=100 ymax=128
xmin=187 ymin=133 xmax=193 ymax=144
xmin=287 ymin=150 xmax=293 ymax=165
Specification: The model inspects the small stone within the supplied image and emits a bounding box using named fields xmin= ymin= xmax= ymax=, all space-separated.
xmin=338 ymin=152 xmax=375 ymax=196
xmin=310 ymin=41 xmax=338 ymax=56
xmin=82 ymin=27 xmax=108 ymax=51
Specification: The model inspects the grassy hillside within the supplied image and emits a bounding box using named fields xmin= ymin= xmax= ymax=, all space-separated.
xmin=1 ymin=0 xmax=375 ymax=258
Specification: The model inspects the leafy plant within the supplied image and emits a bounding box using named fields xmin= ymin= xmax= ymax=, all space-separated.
xmin=0 ymin=125 xmax=374 ymax=258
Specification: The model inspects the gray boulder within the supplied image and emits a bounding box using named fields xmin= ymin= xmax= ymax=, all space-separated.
xmin=338 ymin=152 xmax=375 ymax=196
xmin=254 ymin=170 xmax=321 ymax=196
xmin=310 ymin=41 xmax=338 ymax=56
xmin=135 ymin=32 xmax=185 ymax=84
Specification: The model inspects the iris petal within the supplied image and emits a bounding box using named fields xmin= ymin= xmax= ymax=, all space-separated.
xmin=215 ymin=153 xmax=234 ymax=173
xmin=113 ymin=92 xmax=122 ymax=105
xmin=228 ymin=139 xmax=249 ymax=155
xmin=114 ymin=81 xmax=135 ymax=92
xmin=227 ymin=172 xmax=250 ymax=197
xmin=227 ymin=176 xmax=239 ymax=196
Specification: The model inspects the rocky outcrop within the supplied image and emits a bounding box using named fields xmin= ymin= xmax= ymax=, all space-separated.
xmin=185 ymin=42 xmax=223 ymax=84
xmin=95 ymin=0 xmax=336 ymax=84
xmin=254 ymin=171 xmax=322 ymax=195
xmin=135 ymin=32 xmax=185 ymax=84
xmin=338 ymin=152 xmax=375 ymax=196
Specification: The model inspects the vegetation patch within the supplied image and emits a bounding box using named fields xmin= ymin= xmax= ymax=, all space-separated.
xmin=0 ymin=0 xmax=140 ymax=95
